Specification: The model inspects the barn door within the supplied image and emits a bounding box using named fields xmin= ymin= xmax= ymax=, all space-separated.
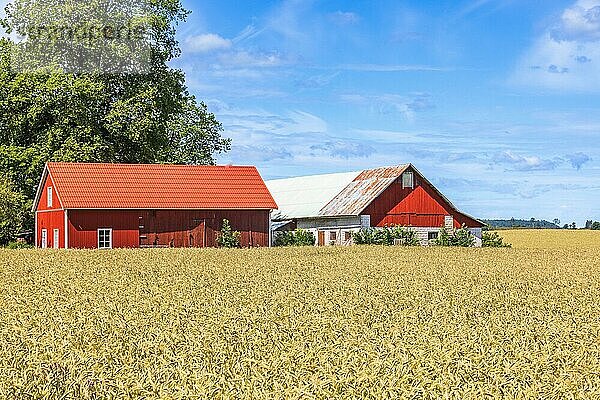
xmin=318 ymin=230 xmax=325 ymax=246
xmin=188 ymin=218 xmax=205 ymax=248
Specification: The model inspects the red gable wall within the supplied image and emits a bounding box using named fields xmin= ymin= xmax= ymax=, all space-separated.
xmin=361 ymin=168 xmax=482 ymax=228
xmin=35 ymin=172 xmax=65 ymax=248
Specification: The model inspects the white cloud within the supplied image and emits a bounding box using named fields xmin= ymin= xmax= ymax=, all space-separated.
xmin=339 ymin=93 xmax=434 ymax=121
xmin=184 ymin=33 xmax=232 ymax=53
xmin=551 ymin=1 xmax=600 ymax=42
xmin=493 ymin=151 xmax=562 ymax=171
xmin=513 ymin=0 xmax=600 ymax=91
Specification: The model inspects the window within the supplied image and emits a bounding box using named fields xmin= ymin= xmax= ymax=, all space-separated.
xmin=53 ymin=229 xmax=59 ymax=249
xmin=47 ymin=187 xmax=53 ymax=208
xmin=98 ymin=228 xmax=113 ymax=249
xmin=344 ymin=231 xmax=352 ymax=241
xmin=329 ymin=231 xmax=337 ymax=241
xmin=360 ymin=215 xmax=371 ymax=228
xmin=428 ymin=231 xmax=439 ymax=241
xmin=41 ymin=229 xmax=47 ymax=249
xmin=402 ymin=172 xmax=414 ymax=189
xmin=445 ymin=215 xmax=454 ymax=229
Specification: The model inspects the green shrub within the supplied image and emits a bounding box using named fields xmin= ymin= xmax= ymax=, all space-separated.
xmin=273 ymin=229 xmax=316 ymax=247
xmin=482 ymin=231 xmax=512 ymax=248
xmin=217 ymin=219 xmax=240 ymax=248
xmin=435 ymin=225 xmax=476 ymax=247
xmin=5 ymin=241 xmax=34 ymax=249
xmin=352 ymin=226 xmax=420 ymax=246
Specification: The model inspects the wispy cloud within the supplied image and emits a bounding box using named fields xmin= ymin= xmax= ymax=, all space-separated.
xmin=232 ymin=25 xmax=266 ymax=44
xmin=184 ymin=33 xmax=232 ymax=53
xmin=565 ymin=152 xmax=592 ymax=169
xmin=512 ymin=0 xmax=600 ymax=91
xmin=491 ymin=150 xmax=594 ymax=171
xmin=457 ymin=0 xmax=514 ymax=18
xmin=493 ymin=151 xmax=562 ymax=171
xmin=294 ymin=72 xmax=339 ymax=89
xmin=338 ymin=64 xmax=453 ymax=72
xmin=458 ymin=0 xmax=496 ymax=17
xmin=216 ymin=51 xmax=289 ymax=68
xmin=310 ymin=140 xmax=375 ymax=159
xmin=339 ymin=93 xmax=434 ymax=120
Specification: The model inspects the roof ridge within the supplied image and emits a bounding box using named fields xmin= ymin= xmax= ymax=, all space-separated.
xmin=47 ymin=162 xmax=257 ymax=168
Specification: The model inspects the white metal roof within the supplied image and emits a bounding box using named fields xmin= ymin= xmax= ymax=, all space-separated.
xmin=266 ymin=171 xmax=360 ymax=220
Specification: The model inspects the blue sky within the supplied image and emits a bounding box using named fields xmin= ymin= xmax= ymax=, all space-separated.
xmin=132 ymin=1 xmax=600 ymax=224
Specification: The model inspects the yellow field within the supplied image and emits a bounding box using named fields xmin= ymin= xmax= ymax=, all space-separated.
xmin=495 ymin=229 xmax=600 ymax=249
xmin=1 ymin=231 xmax=600 ymax=398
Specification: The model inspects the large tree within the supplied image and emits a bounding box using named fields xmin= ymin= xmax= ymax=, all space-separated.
xmin=0 ymin=0 xmax=230 ymax=244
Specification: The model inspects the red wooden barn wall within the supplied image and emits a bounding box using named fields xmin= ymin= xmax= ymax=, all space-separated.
xmin=35 ymin=172 xmax=65 ymax=248
xmin=37 ymin=211 xmax=65 ymax=248
xmin=362 ymin=167 xmax=482 ymax=228
xmin=67 ymin=209 xmax=270 ymax=249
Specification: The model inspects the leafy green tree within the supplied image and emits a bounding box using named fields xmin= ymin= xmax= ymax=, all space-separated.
xmin=217 ymin=219 xmax=240 ymax=248
xmin=0 ymin=0 xmax=230 ymax=240
xmin=592 ymin=222 xmax=600 ymax=231
xmin=0 ymin=177 xmax=31 ymax=245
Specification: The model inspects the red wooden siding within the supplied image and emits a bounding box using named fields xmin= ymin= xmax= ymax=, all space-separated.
xmin=68 ymin=210 xmax=139 ymax=249
xmin=362 ymin=167 xmax=482 ymax=228
xmin=35 ymin=173 xmax=65 ymax=248
xmin=37 ymin=210 xmax=65 ymax=248
xmin=36 ymin=172 xmax=62 ymax=212
xmin=67 ymin=209 xmax=270 ymax=249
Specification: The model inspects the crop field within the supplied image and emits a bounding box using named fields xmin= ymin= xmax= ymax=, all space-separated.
xmin=495 ymin=228 xmax=600 ymax=249
xmin=1 ymin=231 xmax=600 ymax=399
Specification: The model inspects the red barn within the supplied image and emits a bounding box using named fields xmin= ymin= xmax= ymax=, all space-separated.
xmin=33 ymin=163 xmax=277 ymax=249
xmin=266 ymin=164 xmax=484 ymax=246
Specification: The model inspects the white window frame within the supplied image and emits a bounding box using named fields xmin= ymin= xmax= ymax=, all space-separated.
xmin=47 ymin=187 xmax=53 ymax=208
xmin=98 ymin=228 xmax=113 ymax=249
xmin=402 ymin=172 xmax=414 ymax=189
xmin=53 ymin=229 xmax=59 ymax=249
xmin=41 ymin=229 xmax=48 ymax=249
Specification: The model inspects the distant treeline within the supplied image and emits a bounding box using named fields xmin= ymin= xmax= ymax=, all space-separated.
xmin=482 ymin=219 xmax=560 ymax=230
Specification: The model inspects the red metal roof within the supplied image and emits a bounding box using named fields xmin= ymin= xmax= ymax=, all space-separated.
xmin=42 ymin=163 xmax=278 ymax=210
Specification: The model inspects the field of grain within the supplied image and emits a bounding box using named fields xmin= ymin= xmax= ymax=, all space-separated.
xmin=1 ymin=231 xmax=600 ymax=398
xmin=495 ymin=228 xmax=600 ymax=249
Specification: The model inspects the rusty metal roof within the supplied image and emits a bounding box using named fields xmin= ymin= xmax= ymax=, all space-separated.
xmin=318 ymin=165 xmax=410 ymax=216
xmin=267 ymin=163 xmax=483 ymax=224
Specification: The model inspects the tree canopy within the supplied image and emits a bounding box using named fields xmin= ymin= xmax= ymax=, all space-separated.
xmin=0 ymin=0 xmax=230 ymax=244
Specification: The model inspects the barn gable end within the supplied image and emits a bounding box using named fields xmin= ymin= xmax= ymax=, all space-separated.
xmin=266 ymin=163 xmax=483 ymax=246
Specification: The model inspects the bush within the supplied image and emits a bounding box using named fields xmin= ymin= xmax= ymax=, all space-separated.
xmin=482 ymin=231 xmax=512 ymax=248
xmin=435 ymin=225 xmax=476 ymax=247
xmin=5 ymin=241 xmax=34 ymax=249
xmin=217 ymin=219 xmax=240 ymax=248
xmin=592 ymin=222 xmax=600 ymax=231
xmin=352 ymin=226 xmax=420 ymax=246
xmin=273 ymin=229 xmax=316 ymax=247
